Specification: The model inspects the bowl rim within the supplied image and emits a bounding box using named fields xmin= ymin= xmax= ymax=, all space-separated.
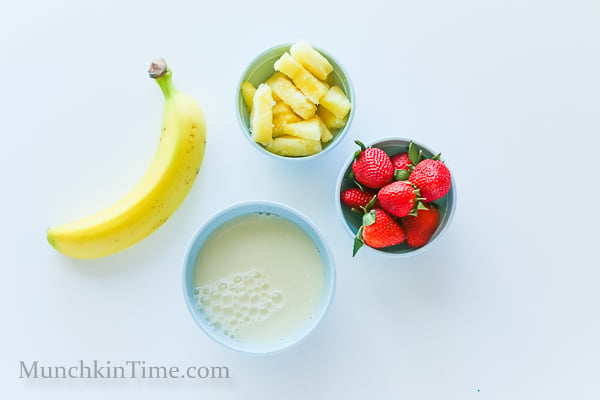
xmin=235 ymin=42 xmax=355 ymax=161
xmin=182 ymin=200 xmax=336 ymax=354
xmin=335 ymin=136 xmax=457 ymax=258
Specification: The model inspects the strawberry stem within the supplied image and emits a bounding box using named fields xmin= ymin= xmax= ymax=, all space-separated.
xmin=363 ymin=194 xmax=377 ymax=213
xmin=353 ymin=140 xmax=366 ymax=161
xmin=350 ymin=208 xmax=363 ymax=215
xmin=354 ymin=140 xmax=366 ymax=152
xmin=353 ymin=178 xmax=366 ymax=192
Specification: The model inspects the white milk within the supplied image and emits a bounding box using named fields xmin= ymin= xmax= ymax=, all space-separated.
xmin=193 ymin=213 xmax=325 ymax=344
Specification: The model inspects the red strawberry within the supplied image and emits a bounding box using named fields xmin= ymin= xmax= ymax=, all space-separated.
xmin=401 ymin=204 xmax=440 ymax=248
xmin=341 ymin=188 xmax=376 ymax=209
xmin=409 ymin=159 xmax=451 ymax=202
xmin=391 ymin=152 xmax=411 ymax=170
xmin=355 ymin=209 xmax=405 ymax=254
xmin=377 ymin=181 xmax=417 ymax=218
xmin=352 ymin=141 xmax=394 ymax=189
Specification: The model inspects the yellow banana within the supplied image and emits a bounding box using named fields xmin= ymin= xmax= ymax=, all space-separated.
xmin=47 ymin=59 xmax=206 ymax=259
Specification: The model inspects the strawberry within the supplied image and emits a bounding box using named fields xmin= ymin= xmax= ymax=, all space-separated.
xmin=351 ymin=141 xmax=394 ymax=189
xmin=341 ymin=188 xmax=376 ymax=209
xmin=409 ymin=159 xmax=451 ymax=202
xmin=354 ymin=209 xmax=405 ymax=255
xmin=391 ymin=152 xmax=411 ymax=171
xmin=377 ymin=181 xmax=417 ymax=218
xmin=400 ymin=204 xmax=440 ymax=248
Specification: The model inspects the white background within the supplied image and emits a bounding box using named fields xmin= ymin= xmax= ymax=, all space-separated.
xmin=2 ymin=0 xmax=599 ymax=398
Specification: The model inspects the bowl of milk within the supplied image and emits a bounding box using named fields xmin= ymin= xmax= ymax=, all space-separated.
xmin=182 ymin=201 xmax=336 ymax=354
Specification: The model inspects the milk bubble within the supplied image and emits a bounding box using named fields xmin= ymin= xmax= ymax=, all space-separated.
xmin=193 ymin=269 xmax=285 ymax=339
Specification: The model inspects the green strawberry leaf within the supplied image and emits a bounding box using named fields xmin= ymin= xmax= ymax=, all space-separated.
xmin=394 ymin=169 xmax=410 ymax=181
xmin=363 ymin=194 xmax=378 ymax=213
xmin=354 ymin=140 xmax=366 ymax=150
xmin=362 ymin=210 xmax=377 ymax=226
xmin=408 ymin=200 xmax=429 ymax=216
xmin=354 ymin=140 xmax=366 ymax=151
xmin=408 ymin=141 xmax=420 ymax=165
xmin=353 ymin=226 xmax=365 ymax=257
xmin=432 ymin=153 xmax=442 ymax=161
xmin=417 ymin=202 xmax=429 ymax=210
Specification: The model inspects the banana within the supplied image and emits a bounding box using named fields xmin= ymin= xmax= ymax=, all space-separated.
xmin=47 ymin=59 xmax=207 ymax=259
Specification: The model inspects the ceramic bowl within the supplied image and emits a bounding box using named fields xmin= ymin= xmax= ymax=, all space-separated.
xmin=336 ymin=137 xmax=457 ymax=257
xmin=183 ymin=201 xmax=336 ymax=354
xmin=236 ymin=42 xmax=354 ymax=160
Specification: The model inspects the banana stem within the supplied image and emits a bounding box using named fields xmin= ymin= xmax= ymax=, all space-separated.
xmin=149 ymin=58 xmax=176 ymax=98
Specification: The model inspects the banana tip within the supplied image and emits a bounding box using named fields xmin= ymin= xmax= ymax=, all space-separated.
xmin=47 ymin=230 xmax=57 ymax=249
xmin=148 ymin=58 xmax=168 ymax=79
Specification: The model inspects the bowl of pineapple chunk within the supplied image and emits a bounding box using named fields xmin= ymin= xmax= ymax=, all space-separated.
xmin=237 ymin=41 xmax=354 ymax=159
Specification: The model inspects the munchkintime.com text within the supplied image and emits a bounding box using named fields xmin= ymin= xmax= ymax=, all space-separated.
xmin=19 ymin=360 xmax=230 ymax=380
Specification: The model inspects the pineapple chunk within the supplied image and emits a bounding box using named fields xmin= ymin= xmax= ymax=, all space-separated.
xmin=281 ymin=118 xmax=322 ymax=141
xmin=319 ymin=85 xmax=351 ymax=119
xmin=290 ymin=40 xmax=333 ymax=81
xmin=316 ymin=116 xmax=334 ymax=143
xmin=268 ymin=74 xmax=316 ymax=119
xmin=265 ymin=71 xmax=286 ymax=86
xmin=274 ymin=52 xmax=329 ymax=104
xmin=240 ymin=81 xmax=256 ymax=112
xmin=265 ymin=72 xmax=286 ymax=101
xmin=249 ymin=83 xmax=274 ymax=146
xmin=272 ymin=101 xmax=302 ymax=137
xmin=266 ymin=136 xmax=322 ymax=157
xmin=317 ymin=105 xmax=347 ymax=130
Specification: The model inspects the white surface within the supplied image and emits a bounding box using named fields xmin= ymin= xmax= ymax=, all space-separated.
xmin=2 ymin=0 xmax=600 ymax=398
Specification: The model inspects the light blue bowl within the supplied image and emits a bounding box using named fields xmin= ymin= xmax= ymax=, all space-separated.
xmin=236 ymin=42 xmax=355 ymax=160
xmin=336 ymin=137 xmax=457 ymax=257
xmin=182 ymin=201 xmax=336 ymax=354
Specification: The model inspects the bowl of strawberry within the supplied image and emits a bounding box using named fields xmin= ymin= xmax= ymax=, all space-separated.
xmin=336 ymin=138 xmax=456 ymax=257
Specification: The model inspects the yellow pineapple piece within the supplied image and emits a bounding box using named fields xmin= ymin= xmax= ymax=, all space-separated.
xmin=273 ymin=54 xmax=303 ymax=80
xmin=274 ymin=52 xmax=329 ymax=104
xmin=272 ymin=101 xmax=302 ymax=137
xmin=319 ymin=85 xmax=351 ymax=119
xmin=317 ymin=105 xmax=347 ymax=130
xmin=265 ymin=71 xmax=286 ymax=86
xmin=266 ymin=136 xmax=322 ymax=157
xmin=241 ymin=81 xmax=256 ymax=112
xmin=268 ymin=74 xmax=316 ymax=119
xmin=290 ymin=40 xmax=333 ymax=81
xmin=265 ymin=72 xmax=286 ymax=101
xmin=249 ymin=83 xmax=274 ymax=146
xmin=316 ymin=116 xmax=333 ymax=143
xmin=281 ymin=118 xmax=322 ymax=141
